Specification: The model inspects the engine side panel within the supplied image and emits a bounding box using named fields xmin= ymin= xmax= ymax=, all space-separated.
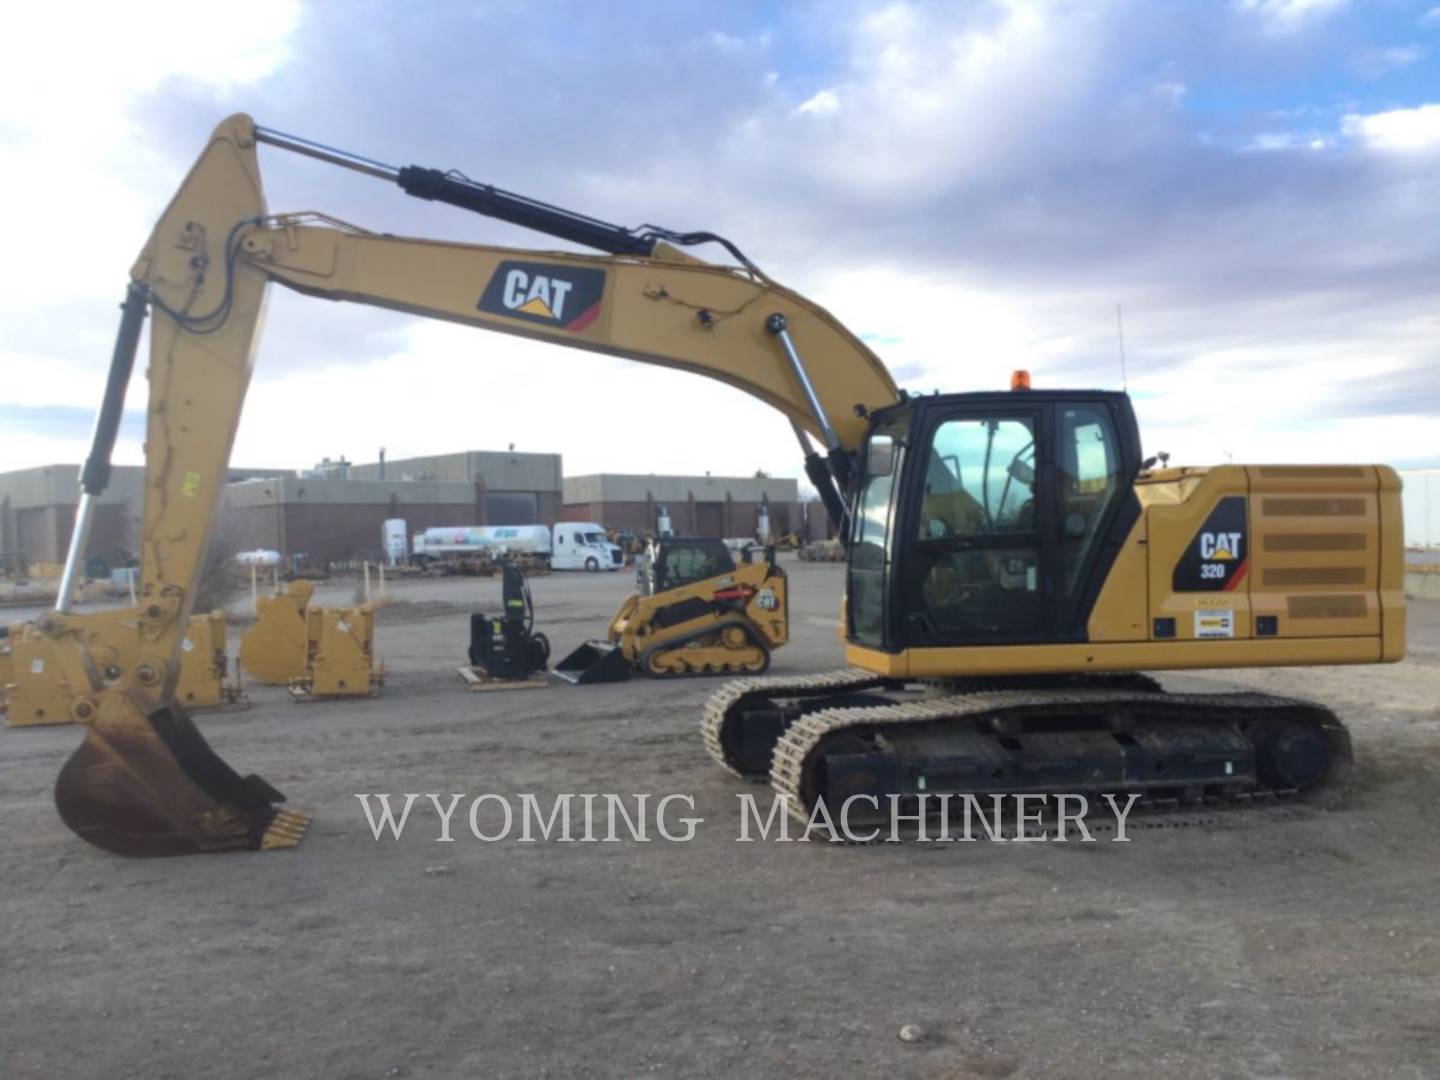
xmin=856 ymin=462 xmax=1403 ymax=678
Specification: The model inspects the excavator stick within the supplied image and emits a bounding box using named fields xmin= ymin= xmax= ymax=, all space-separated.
xmin=49 ymin=115 xmax=290 ymax=856
xmin=55 ymin=691 xmax=305 ymax=856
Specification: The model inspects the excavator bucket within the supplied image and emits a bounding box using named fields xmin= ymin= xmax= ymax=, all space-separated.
xmin=54 ymin=690 xmax=306 ymax=857
xmin=552 ymin=639 xmax=632 ymax=685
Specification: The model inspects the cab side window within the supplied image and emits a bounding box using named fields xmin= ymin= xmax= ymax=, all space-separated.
xmin=1057 ymin=406 xmax=1120 ymax=591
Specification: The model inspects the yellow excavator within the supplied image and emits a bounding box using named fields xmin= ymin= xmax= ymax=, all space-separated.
xmin=38 ymin=115 xmax=1402 ymax=855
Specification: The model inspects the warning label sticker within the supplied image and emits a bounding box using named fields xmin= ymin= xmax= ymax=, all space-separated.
xmin=1194 ymin=609 xmax=1235 ymax=639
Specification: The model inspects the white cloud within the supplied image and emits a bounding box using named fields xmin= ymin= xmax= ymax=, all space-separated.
xmin=1153 ymin=81 xmax=1187 ymax=105
xmin=1242 ymin=131 xmax=1330 ymax=151
xmin=0 ymin=0 xmax=300 ymax=419
xmin=1353 ymin=44 xmax=1425 ymax=78
xmin=3 ymin=0 xmax=1438 ymax=480
xmin=796 ymin=89 xmax=841 ymax=116
xmin=231 ymin=312 xmax=809 ymax=479
xmin=1342 ymin=102 xmax=1440 ymax=152
xmin=1234 ymin=0 xmax=1348 ymax=32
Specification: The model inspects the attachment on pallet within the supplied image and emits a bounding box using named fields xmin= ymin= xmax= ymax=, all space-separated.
xmin=465 ymin=562 xmax=550 ymax=683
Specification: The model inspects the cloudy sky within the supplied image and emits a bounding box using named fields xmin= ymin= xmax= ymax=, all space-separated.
xmin=2 ymin=0 xmax=1437 ymax=485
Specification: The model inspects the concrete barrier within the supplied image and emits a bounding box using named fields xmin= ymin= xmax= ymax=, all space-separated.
xmin=1405 ymin=566 xmax=1440 ymax=601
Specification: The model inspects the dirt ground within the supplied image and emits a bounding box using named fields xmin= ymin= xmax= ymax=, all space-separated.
xmin=1 ymin=558 xmax=1437 ymax=1079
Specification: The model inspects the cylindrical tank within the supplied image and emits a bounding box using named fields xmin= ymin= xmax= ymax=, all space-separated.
xmin=418 ymin=524 xmax=552 ymax=555
xmin=382 ymin=518 xmax=408 ymax=566
xmin=235 ymin=549 xmax=282 ymax=567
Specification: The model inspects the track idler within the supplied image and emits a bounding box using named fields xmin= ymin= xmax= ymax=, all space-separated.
xmin=54 ymin=689 xmax=306 ymax=856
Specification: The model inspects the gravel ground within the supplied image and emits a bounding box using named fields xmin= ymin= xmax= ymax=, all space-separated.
xmin=1 ymin=558 xmax=1436 ymax=1079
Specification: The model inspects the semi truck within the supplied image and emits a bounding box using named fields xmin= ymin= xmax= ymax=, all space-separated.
xmin=411 ymin=523 xmax=622 ymax=572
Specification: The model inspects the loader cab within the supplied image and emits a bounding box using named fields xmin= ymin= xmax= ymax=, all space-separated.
xmin=647 ymin=538 xmax=736 ymax=595
xmin=847 ymin=388 xmax=1142 ymax=652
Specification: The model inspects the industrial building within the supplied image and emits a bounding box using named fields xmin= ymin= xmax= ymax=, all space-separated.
xmin=1 ymin=454 xmax=824 ymax=571
xmin=350 ymin=450 xmax=564 ymax=526
xmin=224 ymin=450 xmax=564 ymax=564
xmin=1401 ymin=469 xmax=1439 ymax=550
xmin=562 ymin=473 xmax=802 ymax=539
xmin=0 ymin=463 xmax=288 ymax=569
xmin=0 ymin=450 xmax=563 ymax=570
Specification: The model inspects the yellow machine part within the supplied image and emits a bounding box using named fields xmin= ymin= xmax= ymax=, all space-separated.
xmin=173 ymin=610 xmax=234 ymax=710
xmin=847 ymin=463 xmax=1405 ymax=678
xmin=2 ymin=610 xmax=237 ymax=727
xmin=237 ymin=580 xmax=380 ymax=698
xmin=610 ymin=558 xmax=788 ymax=677
xmin=291 ymin=605 xmax=383 ymax=698
xmin=237 ymin=580 xmax=315 ymax=685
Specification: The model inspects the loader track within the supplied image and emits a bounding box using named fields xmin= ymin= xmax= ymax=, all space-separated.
xmin=640 ymin=619 xmax=772 ymax=680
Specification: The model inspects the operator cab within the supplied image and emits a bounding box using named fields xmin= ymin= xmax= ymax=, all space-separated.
xmin=847 ymin=386 xmax=1142 ymax=652
xmin=637 ymin=538 xmax=736 ymax=596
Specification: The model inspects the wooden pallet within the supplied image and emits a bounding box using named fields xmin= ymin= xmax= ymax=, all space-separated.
xmin=457 ymin=666 xmax=549 ymax=692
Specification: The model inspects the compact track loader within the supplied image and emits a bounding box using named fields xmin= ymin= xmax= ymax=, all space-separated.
xmin=555 ymin=539 xmax=787 ymax=683
xmin=38 ymin=115 xmax=1402 ymax=856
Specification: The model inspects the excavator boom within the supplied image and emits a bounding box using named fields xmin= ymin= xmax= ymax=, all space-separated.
xmin=52 ymin=114 xmax=898 ymax=855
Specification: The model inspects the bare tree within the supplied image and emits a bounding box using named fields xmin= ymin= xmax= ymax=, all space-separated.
xmin=192 ymin=507 xmax=246 ymax=613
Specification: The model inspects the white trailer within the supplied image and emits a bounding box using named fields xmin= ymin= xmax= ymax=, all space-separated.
xmin=415 ymin=525 xmax=551 ymax=557
xmin=411 ymin=524 xmax=554 ymax=573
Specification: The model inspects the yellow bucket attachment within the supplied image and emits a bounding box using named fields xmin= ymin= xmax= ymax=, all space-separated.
xmin=289 ymin=605 xmax=383 ymax=699
xmin=54 ymin=689 xmax=306 ymax=856
xmin=238 ymin=580 xmax=314 ymax=685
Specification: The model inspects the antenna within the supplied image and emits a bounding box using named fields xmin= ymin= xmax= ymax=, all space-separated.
xmin=1115 ymin=303 xmax=1129 ymax=391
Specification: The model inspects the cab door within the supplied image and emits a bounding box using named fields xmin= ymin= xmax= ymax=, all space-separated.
xmin=902 ymin=407 xmax=1051 ymax=644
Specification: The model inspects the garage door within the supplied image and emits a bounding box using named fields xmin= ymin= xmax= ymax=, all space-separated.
xmin=694 ymin=501 xmax=724 ymax=538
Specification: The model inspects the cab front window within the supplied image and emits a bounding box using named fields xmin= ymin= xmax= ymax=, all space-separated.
xmin=847 ymin=413 xmax=909 ymax=647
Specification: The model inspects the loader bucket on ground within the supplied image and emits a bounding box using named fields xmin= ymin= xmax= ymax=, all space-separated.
xmin=54 ymin=693 xmax=306 ymax=857
xmin=552 ymin=639 xmax=632 ymax=685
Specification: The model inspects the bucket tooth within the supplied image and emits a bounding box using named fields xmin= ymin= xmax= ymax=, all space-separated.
xmin=261 ymin=812 xmax=310 ymax=848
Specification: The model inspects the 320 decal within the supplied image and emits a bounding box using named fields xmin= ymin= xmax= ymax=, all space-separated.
xmin=1173 ymin=496 xmax=1248 ymax=592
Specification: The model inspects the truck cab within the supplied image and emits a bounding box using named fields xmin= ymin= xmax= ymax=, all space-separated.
xmin=552 ymin=522 xmax=624 ymax=572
